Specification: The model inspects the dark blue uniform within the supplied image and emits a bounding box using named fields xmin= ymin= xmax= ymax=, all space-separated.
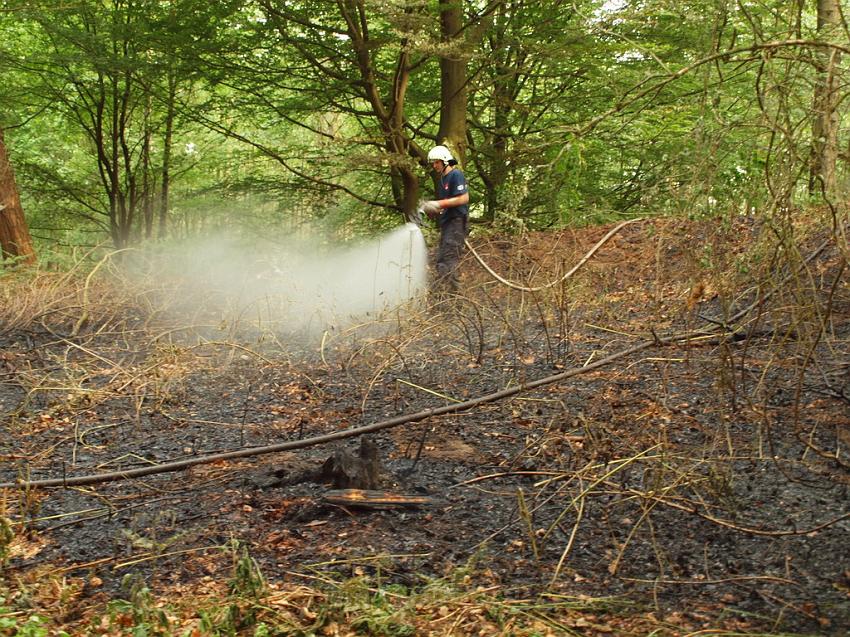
xmin=435 ymin=168 xmax=468 ymax=291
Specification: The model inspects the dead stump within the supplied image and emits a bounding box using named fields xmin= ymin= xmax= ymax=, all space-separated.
xmin=319 ymin=437 xmax=381 ymax=490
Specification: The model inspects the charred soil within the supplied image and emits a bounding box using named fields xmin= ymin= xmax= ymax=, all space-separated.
xmin=1 ymin=216 xmax=849 ymax=635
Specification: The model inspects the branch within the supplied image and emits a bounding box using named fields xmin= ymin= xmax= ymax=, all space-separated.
xmin=187 ymin=106 xmax=397 ymax=212
xmin=552 ymin=39 xmax=850 ymax=153
xmin=1 ymin=328 xmax=725 ymax=490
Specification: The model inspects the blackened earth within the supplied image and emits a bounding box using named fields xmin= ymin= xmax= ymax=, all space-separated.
xmin=2 ymin=218 xmax=849 ymax=634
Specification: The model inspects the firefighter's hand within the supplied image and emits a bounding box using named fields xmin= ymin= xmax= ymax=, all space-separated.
xmin=422 ymin=200 xmax=441 ymax=219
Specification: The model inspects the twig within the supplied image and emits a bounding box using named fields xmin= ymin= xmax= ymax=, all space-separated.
xmin=621 ymin=575 xmax=797 ymax=586
xmin=70 ymin=248 xmax=135 ymax=337
xmin=53 ymin=556 xmax=115 ymax=575
xmin=396 ymin=378 xmax=461 ymax=403
xmin=449 ymin=471 xmax=565 ymax=488
xmin=550 ymin=481 xmax=585 ymax=585
xmin=305 ymin=552 xmax=431 ymax=568
xmin=113 ymin=544 xmax=225 ymax=570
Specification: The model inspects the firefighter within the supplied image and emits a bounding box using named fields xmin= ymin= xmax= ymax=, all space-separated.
xmin=421 ymin=145 xmax=470 ymax=293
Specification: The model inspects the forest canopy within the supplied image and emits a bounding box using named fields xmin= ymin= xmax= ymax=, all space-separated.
xmin=0 ymin=0 xmax=847 ymax=256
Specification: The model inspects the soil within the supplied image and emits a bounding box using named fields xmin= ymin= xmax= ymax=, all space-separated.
xmin=1 ymin=216 xmax=849 ymax=635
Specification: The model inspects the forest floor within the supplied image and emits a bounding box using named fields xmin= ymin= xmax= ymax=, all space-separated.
xmin=1 ymin=214 xmax=849 ymax=636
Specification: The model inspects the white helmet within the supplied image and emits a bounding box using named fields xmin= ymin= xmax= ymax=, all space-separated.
xmin=427 ymin=145 xmax=454 ymax=163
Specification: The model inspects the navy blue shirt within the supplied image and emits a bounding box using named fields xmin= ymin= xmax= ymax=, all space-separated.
xmin=436 ymin=168 xmax=468 ymax=226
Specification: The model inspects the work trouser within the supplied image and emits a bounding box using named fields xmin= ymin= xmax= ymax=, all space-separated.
xmin=436 ymin=215 xmax=468 ymax=292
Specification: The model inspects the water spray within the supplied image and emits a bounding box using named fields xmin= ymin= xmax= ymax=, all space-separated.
xmin=144 ymin=221 xmax=429 ymax=341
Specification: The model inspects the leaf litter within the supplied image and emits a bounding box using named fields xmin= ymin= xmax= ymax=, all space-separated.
xmin=1 ymin=216 xmax=848 ymax=634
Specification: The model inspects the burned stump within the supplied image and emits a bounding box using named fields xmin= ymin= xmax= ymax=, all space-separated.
xmin=319 ymin=437 xmax=381 ymax=490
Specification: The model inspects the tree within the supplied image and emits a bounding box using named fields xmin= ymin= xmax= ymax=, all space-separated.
xmin=437 ymin=0 xmax=469 ymax=164
xmin=0 ymin=128 xmax=36 ymax=265
xmin=809 ymin=0 xmax=841 ymax=197
xmin=2 ymin=0 xmax=846 ymax=250
xmin=0 ymin=0 xmax=239 ymax=248
xmin=468 ymin=0 xmax=589 ymax=223
xmin=231 ymin=0 xmax=433 ymax=223
xmin=198 ymin=0 xmax=488 ymax=225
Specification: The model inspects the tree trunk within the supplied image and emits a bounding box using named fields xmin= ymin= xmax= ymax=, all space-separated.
xmin=142 ymin=89 xmax=155 ymax=240
xmin=809 ymin=0 xmax=841 ymax=197
xmin=485 ymin=3 xmax=512 ymax=222
xmin=0 ymin=128 xmax=36 ymax=265
xmin=338 ymin=0 xmax=421 ymax=222
xmin=437 ymin=0 xmax=468 ymax=165
xmin=159 ymin=71 xmax=177 ymax=239
xmin=397 ymin=164 xmax=420 ymax=224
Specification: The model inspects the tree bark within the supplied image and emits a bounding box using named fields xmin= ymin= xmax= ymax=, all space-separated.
xmin=159 ymin=71 xmax=177 ymax=239
xmin=483 ymin=2 xmax=512 ymax=222
xmin=437 ymin=0 xmax=468 ymax=165
xmin=142 ymin=88 xmax=155 ymax=240
xmin=809 ymin=0 xmax=841 ymax=197
xmin=337 ymin=0 xmax=421 ymax=222
xmin=0 ymin=128 xmax=36 ymax=265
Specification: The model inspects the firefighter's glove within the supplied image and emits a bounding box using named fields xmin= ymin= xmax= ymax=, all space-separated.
xmin=422 ymin=200 xmax=441 ymax=220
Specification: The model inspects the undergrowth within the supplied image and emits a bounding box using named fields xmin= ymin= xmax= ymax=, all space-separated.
xmin=0 ymin=554 xmax=769 ymax=636
xmin=0 ymin=534 xmax=824 ymax=636
xmin=1 ymin=215 xmax=847 ymax=636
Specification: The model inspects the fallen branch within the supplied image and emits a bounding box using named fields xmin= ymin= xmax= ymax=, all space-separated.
xmin=0 ymin=328 xmax=716 ymax=490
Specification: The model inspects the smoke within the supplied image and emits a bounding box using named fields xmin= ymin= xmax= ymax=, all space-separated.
xmin=138 ymin=223 xmax=429 ymax=341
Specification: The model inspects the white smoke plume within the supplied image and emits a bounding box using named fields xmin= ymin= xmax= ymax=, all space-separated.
xmin=136 ymin=223 xmax=429 ymax=341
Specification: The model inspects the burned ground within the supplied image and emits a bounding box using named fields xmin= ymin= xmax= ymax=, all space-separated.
xmin=1 ymin=216 xmax=849 ymax=635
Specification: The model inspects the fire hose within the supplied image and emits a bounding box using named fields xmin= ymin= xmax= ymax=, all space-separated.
xmin=413 ymin=201 xmax=644 ymax=292
xmin=464 ymin=217 xmax=644 ymax=292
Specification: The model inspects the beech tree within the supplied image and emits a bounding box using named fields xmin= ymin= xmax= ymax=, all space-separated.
xmin=468 ymin=0 xmax=590 ymax=223
xmin=436 ymin=0 xmax=469 ymax=165
xmin=1 ymin=0 xmax=848 ymax=247
xmin=198 ymin=0 xmax=484 ymax=224
xmin=809 ymin=0 xmax=841 ymax=197
xmin=15 ymin=1 xmax=159 ymax=248
xmin=0 ymin=0 xmax=238 ymax=248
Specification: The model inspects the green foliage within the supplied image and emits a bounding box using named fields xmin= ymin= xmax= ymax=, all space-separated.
xmin=0 ymin=614 xmax=47 ymax=637
xmin=0 ymin=596 xmax=69 ymax=637
xmin=0 ymin=0 xmax=847 ymax=247
xmin=193 ymin=541 xmax=269 ymax=636
xmin=103 ymin=574 xmax=172 ymax=636
xmin=323 ymin=577 xmax=415 ymax=637
xmin=229 ymin=553 xmax=265 ymax=600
